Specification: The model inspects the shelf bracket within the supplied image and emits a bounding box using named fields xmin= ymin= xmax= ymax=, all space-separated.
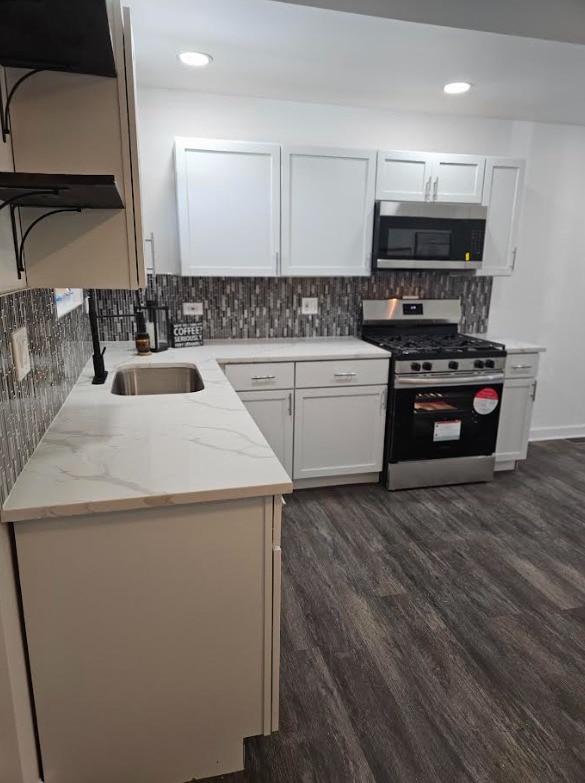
xmin=0 ymin=189 xmax=60 ymax=212
xmin=1 ymin=68 xmax=45 ymax=143
xmin=9 ymin=205 xmax=82 ymax=279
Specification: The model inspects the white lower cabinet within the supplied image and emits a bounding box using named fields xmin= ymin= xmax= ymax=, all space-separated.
xmin=293 ymin=385 xmax=387 ymax=480
xmin=239 ymin=390 xmax=294 ymax=477
xmin=496 ymin=378 xmax=536 ymax=467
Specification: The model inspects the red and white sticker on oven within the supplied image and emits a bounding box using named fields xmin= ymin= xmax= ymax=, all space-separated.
xmin=473 ymin=387 xmax=500 ymax=415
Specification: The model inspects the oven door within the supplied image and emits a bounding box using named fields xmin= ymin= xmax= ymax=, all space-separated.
xmin=389 ymin=373 xmax=504 ymax=462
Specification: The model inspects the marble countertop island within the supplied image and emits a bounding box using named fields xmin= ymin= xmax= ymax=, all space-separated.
xmin=2 ymin=338 xmax=389 ymax=523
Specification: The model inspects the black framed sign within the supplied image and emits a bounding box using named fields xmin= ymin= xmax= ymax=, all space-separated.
xmin=170 ymin=321 xmax=203 ymax=348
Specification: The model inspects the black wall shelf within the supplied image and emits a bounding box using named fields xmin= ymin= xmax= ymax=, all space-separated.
xmin=0 ymin=0 xmax=117 ymax=77
xmin=0 ymin=172 xmax=124 ymax=278
xmin=0 ymin=173 xmax=125 ymax=209
xmin=0 ymin=0 xmax=116 ymax=141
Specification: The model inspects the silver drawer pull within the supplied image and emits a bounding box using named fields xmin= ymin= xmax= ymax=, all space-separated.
xmin=334 ymin=372 xmax=357 ymax=378
xmin=251 ymin=375 xmax=276 ymax=381
xmin=511 ymin=364 xmax=533 ymax=370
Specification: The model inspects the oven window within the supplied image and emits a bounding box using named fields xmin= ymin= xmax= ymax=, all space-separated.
xmin=390 ymin=383 xmax=503 ymax=462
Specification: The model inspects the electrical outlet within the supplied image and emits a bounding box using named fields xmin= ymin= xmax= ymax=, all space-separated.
xmin=301 ymin=297 xmax=318 ymax=315
xmin=183 ymin=302 xmax=204 ymax=317
xmin=11 ymin=327 xmax=31 ymax=382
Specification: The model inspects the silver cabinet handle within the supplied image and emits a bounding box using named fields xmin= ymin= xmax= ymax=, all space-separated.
xmin=511 ymin=247 xmax=518 ymax=271
xmin=251 ymin=375 xmax=276 ymax=381
xmin=433 ymin=177 xmax=439 ymax=200
xmin=275 ymin=251 xmax=280 ymax=274
xmin=145 ymin=231 xmax=156 ymax=275
xmin=424 ymin=178 xmax=431 ymax=201
xmin=532 ymin=381 xmax=538 ymax=401
xmin=288 ymin=392 xmax=292 ymax=416
xmin=380 ymin=388 xmax=388 ymax=411
xmin=334 ymin=372 xmax=357 ymax=378
xmin=511 ymin=364 xmax=533 ymax=370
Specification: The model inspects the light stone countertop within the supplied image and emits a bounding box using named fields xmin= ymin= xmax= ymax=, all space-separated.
xmin=2 ymin=338 xmax=390 ymax=523
xmin=467 ymin=334 xmax=547 ymax=354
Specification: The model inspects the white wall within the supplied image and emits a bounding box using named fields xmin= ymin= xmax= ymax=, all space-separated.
xmin=137 ymin=86 xmax=585 ymax=438
xmin=490 ymin=122 xmax=585 ymax=439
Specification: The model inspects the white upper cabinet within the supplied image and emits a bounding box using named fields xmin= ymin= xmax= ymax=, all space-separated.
xmin=281 ymin=146 xmax=376 ymax=277
xmin=376 ymin=150 xmax=433 ymax=202
xmin=175 ymin=139 xmax=281 ymax=277
xmin=7 ymin=3 xmax=145 ymax=290
xmin=376 ymin=150 xmax=486 ymax=204
xmin=479 ymin=158 xmax=525 ymax=276
xmin=432 ymin=154 xmax=486 ymax=203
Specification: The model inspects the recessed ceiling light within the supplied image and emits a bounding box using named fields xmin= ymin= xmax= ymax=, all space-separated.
xmin=178 ymin=51 xmax=213 ymax=68
xmin=444 ymin=81 xmax=472 ymax=95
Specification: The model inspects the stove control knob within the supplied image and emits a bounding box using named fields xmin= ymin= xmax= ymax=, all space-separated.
xmin=448 ymin=361 xmax=459 ymax=370
xmin=422 ymin=362 xmax=433 ymax=371
xmin=485 ymin=359 xmax=495 ymax=369
xmin=411 ymin=362 xmax=421 ymax=372
xmin=474 ymin=360 xmax=485 ymax=369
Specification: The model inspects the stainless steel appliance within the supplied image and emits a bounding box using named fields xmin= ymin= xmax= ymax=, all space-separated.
xmin=361 ymin=299 xmax=506 ymax=491
xmin=372 ymin=202 xmax=487 ymax=271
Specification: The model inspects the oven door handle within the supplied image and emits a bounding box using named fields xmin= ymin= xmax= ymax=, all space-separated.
xmin=394 ymin=372 xmax=504 ymax=389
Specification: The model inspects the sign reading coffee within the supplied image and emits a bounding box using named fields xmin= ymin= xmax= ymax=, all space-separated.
xmin=171 ymin=322 xmax=203 ymax=348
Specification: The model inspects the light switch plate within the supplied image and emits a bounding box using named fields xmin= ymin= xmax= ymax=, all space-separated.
xmin=11 ymin=327 xmax=31 ymax=382
xmin=183 ymin=302 xmax=204 ymax=317
xmin=301 ymin=297 xmax=318 ymax=315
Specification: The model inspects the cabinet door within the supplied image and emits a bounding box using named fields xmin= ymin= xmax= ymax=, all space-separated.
xmin=281 ymin=146 xmax=376 ymax=276
xmin=431 ymin=154 xmax=486 ymax=203
xmin=496 ymin=378 xmax=535 ymax=463
xmin=293 ymin=386 xmax=387 ymax=480
xmin=238 ymin=390 xmax=294 ymax=477
xmin=175 ymin=139 xmax=280 ymax=277
xmin=376 ymin=150 xmax=433 ymax=201
xmin=8 ymin=5 xmax=144 ymax=289
xmin=479 ymin=158 xmax=525 ymax=276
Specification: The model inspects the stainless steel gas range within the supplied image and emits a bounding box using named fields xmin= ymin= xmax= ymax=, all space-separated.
xmin=361 ymin=299 xmax=507 ymax=491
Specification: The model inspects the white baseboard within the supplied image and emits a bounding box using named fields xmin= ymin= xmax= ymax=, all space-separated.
xmin=530 ymin=424 xmax=585 ymax=441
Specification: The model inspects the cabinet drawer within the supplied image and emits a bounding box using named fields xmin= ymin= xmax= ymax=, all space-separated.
xmin=224 ymin=362 xmax=295 ymax=391
xmin=505 ymin=353 xmax=539 ymax=379
xmin=295 ymin=359 xmax=389 ymax=388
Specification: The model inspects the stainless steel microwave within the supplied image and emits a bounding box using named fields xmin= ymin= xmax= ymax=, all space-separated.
xmin=372 ymin=201 xmax=487 ymax=271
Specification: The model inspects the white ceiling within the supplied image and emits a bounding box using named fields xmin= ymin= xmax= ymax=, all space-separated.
xmin=273 ymin=0 xmax=585 ymax=45
xmin=126 ymin=0 xmax=585 ymax=125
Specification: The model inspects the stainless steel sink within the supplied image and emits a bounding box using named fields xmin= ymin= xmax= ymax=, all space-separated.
xmin=111 ymin=364 xmax=205 ymax=396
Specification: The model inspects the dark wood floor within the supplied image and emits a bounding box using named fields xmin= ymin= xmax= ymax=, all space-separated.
xmin=243 ymin=441 xmax=585 ymax=783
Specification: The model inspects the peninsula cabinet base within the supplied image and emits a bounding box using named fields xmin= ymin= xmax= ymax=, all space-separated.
xmin=13 ymin=496 xmax=283 ymax=783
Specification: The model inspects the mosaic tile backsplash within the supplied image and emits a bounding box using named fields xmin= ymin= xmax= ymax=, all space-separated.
xmin=0 ymin=289 xmax=91 ymax=506
xmin=95 ymin=272 xmax=492 ymax=341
